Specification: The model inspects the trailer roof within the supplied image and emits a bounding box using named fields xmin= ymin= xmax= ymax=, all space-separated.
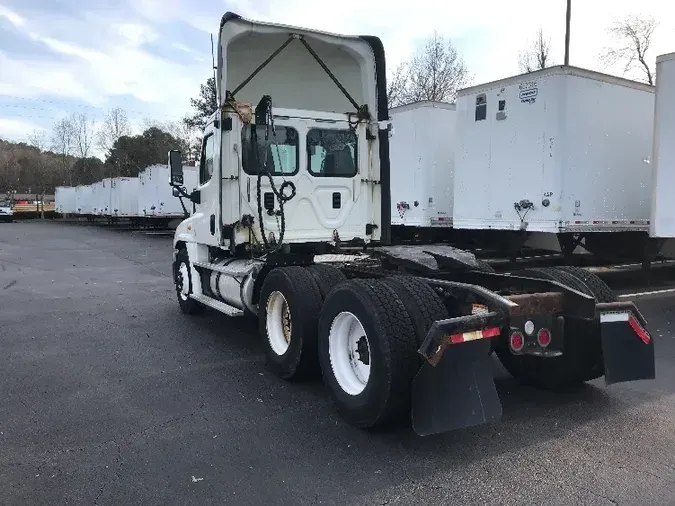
xmin=390 ymin=100 xmax=456 ymax=114
xmin=656 ymin=52 xmax=675 ymax=64
xmin=457 ymin=65 xmax=654 ymax=96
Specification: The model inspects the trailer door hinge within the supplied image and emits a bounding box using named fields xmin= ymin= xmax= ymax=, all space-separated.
xmin=361 ymin=179 xmax=381 ymax=184
xmin=223 ymin=175 xmax=239 ymax=181
xmin=366 ymin=223 xmax=378 ymax=235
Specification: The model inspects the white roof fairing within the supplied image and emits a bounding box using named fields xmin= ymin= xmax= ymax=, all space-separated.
xmin=217 ymin=13 xmax=384 ymax=120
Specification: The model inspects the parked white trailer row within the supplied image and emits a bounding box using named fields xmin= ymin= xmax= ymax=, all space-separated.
xmin=138 ymin=165 xmax=198 ymax=218
xmin=390 ymin=67 xmax=655 ymax=235
xmin=55 ymin=165 xmax=198 ymax=220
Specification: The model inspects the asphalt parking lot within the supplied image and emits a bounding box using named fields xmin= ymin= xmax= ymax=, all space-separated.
xmin=2 ymin=221 xmax=675 ymax=506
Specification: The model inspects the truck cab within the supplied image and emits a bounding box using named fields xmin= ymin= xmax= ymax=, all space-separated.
xmin=172 ymin=13 xmax=389 ymax=258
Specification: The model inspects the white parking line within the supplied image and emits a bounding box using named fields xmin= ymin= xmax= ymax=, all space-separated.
xmin=618 ymin=287 xmax=675 ymax=298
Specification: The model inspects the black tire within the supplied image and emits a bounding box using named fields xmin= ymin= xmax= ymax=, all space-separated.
xmin=306 ymin=263 xmax=347 ymax=300
xmin=474 ymin=259 xmax=496 ymax=273
xmin=258 ymin=266 xmax=323 ymax=380
xmin=174 ymin=249 xmax=205 ymax=315
xmin=553 ymin=266 xmax=616 ymax=302
xmin=318 ymin=278 xmax=419 ymax=429
xmin=380 ymin=275 xmax=449 ymax=354
xmin=495 ymin=267 xmax=603 ymax=389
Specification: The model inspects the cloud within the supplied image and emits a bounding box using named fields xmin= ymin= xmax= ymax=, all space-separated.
xmin=0 ymin=117 xmax=41 ymax=142
xmin=0 ymin=0 xmax=674 ymax=147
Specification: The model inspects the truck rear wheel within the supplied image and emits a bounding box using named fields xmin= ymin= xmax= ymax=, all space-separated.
xmin=553 ymin=266 xmax=616 ymax=303
xmin=174 ymin=249 xmax=205 ymax=315
xmin=259 ymin=266 xmax=323 ymax=380
xmin=306 ymin=263 xmax=346 ymax=300
xmin=318 ymin=279 xmax=419 ymax=429
xmin=496 ymin=267 xmax=605 ymax=390
xmin=380 ymin=275 xmax=449 ymax=357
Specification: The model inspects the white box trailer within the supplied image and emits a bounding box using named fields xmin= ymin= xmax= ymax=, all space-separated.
xmin=110 ymin=177 xmax=140 ymax=217
xmin=389 ymin=101 xmax=455 ymax=228
xmin=55 ymin=186 xmax=77 ymax=215
xmin=650 ymin=52 xmax=675 ymax=238
xmin=89 ymin=182 xmax=99 ymax=215
xmin=75 ymin=185 xmax=92 ymax=215
xmin=99 ymin=178 xmax=113 ymax=216
xmin=138 ymin=164 xmax=198 ymax=218
xmin=90 ymin=178 xmax=112 ymax=216
xmin=453 ymin=66 xmax=655 ymax=236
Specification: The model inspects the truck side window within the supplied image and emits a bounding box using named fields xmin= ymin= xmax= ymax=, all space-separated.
xmin=307 ymin=129 xmax=358 ymax=177
xmin=475 ymin=94 xmax=487 ymax=121
xmin=241 ymin=125 xmax=299 ymax=176
xmin=200 ymin=134 xmax=215 ymax=185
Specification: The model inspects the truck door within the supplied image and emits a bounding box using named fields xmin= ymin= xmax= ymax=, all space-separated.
xmin=193 ymin=123 xmax=221 ymax=246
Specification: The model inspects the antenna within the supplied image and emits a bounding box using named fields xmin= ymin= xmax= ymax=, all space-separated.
xmin=211 ymin=33 xmax=219 ymax=106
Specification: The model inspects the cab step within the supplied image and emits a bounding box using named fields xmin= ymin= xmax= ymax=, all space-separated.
xmin=190 ymin=293 xmax=244 ymax=317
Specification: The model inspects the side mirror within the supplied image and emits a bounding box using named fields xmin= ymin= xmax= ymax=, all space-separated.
xmin=169 ymin=150 xmax=183 ymax=185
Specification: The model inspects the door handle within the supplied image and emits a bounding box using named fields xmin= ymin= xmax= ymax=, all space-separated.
xmin=210 ymin=214 xmax=215 ymax=235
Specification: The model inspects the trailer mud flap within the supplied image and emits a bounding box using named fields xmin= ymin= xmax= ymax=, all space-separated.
xmin=411 ymin=339 xmax=501 ymax=436
xmin=600 ymin=311 xmax=655 ymax=385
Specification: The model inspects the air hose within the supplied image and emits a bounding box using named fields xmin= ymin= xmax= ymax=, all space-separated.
xmin=253 ymin=96 xmax=296 ymax=255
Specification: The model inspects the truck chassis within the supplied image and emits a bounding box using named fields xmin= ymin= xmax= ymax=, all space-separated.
xmin=172 ymin=241 xmax=655 ymax=436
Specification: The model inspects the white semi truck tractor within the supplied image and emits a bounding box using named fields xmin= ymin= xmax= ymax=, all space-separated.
xmin=168 ymin=12 xmax=656 ymax=436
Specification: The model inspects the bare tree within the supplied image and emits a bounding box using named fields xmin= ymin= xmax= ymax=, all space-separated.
xmin=28 ymin=129 xmax=46 ymax=151
xmin=98 ymin=107 xmax=131 ymax=154
xmin=71 ymin=113 xmax=95 ymax=159
xmin=387 ymin=62 xmax=409 ymax=109
xmin=28 ymin=129 xmax=48 ymax=217
xmin=51 ymin=117 xmax=74 ymax=185
xmin=600 ymin=15 xmax=658 ymax=85
xmin=98 ymin=107 xmax=131 ymax=177
xmin=388 ymin=32 xmax=470 ymax=108
xmin=518 ymin=28 xmax=554 ymax=73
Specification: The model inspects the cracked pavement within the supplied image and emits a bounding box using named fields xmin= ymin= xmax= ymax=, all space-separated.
xmin=1 ymin=221 xmax=675 ymax=505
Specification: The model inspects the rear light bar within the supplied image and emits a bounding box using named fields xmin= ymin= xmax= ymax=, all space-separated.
xmin=449 ymin=326 xmax=501 ymax=345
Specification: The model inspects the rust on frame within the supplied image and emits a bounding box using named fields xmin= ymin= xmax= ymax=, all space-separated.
xmin=506 ymin=292 xmax=565 ymax=318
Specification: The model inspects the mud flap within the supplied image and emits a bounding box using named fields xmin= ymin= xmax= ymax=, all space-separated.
xmin=600 ymin=311 xmax=655 ymax=385
xmin=411 ymin=339 xmax=501 ymax=436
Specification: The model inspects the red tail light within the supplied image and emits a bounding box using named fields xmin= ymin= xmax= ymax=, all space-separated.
xmin=510 ymin=331 xmax=524 ymax=352
xmin=537 ymin=328 xmax=551 ymax=347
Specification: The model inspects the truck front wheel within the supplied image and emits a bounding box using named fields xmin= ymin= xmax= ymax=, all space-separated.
xmin=174 ymin=249 xmax=204 ymax=315
xmin=258 ymin=266 xmax=323 ymax=380
xmin=318 ymin=279 xmax=418 ymax=429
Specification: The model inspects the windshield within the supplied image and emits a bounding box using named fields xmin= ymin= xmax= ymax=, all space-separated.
xmin=0 ymin=199 xmax=10 ymax=207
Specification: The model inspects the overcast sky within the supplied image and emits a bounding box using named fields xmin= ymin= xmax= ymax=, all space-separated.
xmin=1 ymin=0 xmax=674 ymax=149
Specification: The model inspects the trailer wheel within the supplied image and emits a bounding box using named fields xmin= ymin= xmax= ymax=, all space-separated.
xmin=495 ymin=267 xmax=604 ymax=389
xmin=318 ymin=279 xmax=419 ymax=428
xmin=306 ymin=263 xmax=347 ymax=300
xmin=259 ymin=266 xmax=322 ymax=380
xmin=380 ymin=275 xmax=449 ymax=354
xmin=174 ymin=249 xmax=205 ymax=315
